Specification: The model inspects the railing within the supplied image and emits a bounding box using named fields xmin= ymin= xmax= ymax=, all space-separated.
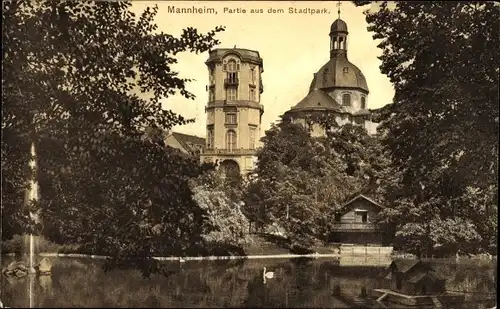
xmin=202 ymin=148 xmax=257 ymax=155
xmin=224 ymin=77 xmax=239 ymax=86
xmin=331 ymin=222 xmax=381 ymax=231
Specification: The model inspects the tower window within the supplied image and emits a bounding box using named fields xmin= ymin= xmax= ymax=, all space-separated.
xmin=228 ymin=60 xmax=237 ymax=72
xmin=323 ymin=67 xmax=329 ymax=84
xmin=225 ymin=113 xmax=237 ymax=125
xmin=342 ymin=93 xmax=351 ymax=106
xmin=227 ymin=88 xmax=237 ymax=101
xmin=251 ymin=68 xmax=256 ymax=83
xmin=225 ymin=59 xmax=239 ymax=85
xmin=249 ymin=88 xmax=256 ymax=101
xmin=226 ymin=130 xmax=237 ymax=151
xmin=209 ymin=89 xmax=215 ymax=102
xmin=207 ymin=126 xmax=214 ymax=149
xmin=334 ymin=35 xmax=347 ymax=49
xmin=361 ymin=96 xmax=366 ymax=109
xmin=226 ymin=72 xmax=238 ymax=84
xmin=343 ymin=67 xmax=349 ymax=73
xmin=209 ymin=67 xmax=215 ymax=84
xmin=249 ymin=127 xmax=256 ymax=149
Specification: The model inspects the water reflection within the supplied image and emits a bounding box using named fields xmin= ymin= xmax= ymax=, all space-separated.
xmin=1 ymin=257 xmax=496 ymax=308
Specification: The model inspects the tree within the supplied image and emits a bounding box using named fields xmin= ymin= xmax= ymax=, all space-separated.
xmin=246 ymin=121 xmax=362 ymax=247
xmin=2 ymin=0 xmax=224 ymax=276
xmin=317 ymin=115 xmax=393 ymax=237
xmin=1 ymin=130 xmax=32 ymax=240
xmin=353 ymin=1 xmax=499 ymax=255
xmin=320 ymin=118 xmax=391 ymax=201
xmin=189 ymin=169 xmax=251 ymax=253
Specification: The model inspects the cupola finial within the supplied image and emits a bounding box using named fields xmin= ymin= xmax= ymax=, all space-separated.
xmin=337 ymin=1 xmax=341 ymax=19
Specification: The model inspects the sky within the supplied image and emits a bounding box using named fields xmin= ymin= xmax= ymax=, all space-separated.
xmin=130 ymin=1 xmax=395 ymax=138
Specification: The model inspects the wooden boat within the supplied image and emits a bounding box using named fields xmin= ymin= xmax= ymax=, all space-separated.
xmin=373 ymin=288 xmax=464 ymax=308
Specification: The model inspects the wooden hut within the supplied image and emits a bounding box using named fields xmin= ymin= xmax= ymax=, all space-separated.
xmin=380 ymin=260 xmax=446 ymax=296
xmin=374 ymin=260 xmax=465 ymax=307
xmin=328 ymin=194 xmax=390 ymax=245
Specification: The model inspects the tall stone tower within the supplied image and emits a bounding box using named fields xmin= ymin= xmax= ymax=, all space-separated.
xmin=200 ymin=48 xmax=264 ymax=176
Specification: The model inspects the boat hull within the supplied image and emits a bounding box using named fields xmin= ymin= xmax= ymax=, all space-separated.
xmin=373 ymin=288 xmax=465 ymax=307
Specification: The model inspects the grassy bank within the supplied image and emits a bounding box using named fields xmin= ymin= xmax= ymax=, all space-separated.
xmin=5 ymin=235 xmax=491 ymax=263
xmin=1 ymin=234 xmax=301 ymax=256
xmin=1 ymin=235 xmax=82 ymax=255
xmin=2 ymin=234 xmax=342 ymax=257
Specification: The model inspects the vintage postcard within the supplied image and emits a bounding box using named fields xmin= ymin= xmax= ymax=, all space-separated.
xmin=1 ymin=1 xmax=497 ymax=308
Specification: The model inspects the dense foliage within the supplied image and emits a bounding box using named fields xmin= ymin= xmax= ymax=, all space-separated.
xmin=354 ymin=1 xmax=499 ymax=255
xmin=246 ymin=117 xmax=388 ymax=248
xmin=2 ymin=0 xmax=224 ymax=276
xmin=318 ymin=115 xmax=391 ymax=202
xmin=1 ymin=131 xmax=32 ymax=240
xmin=189 ymin=169 xmax=251 ymax=252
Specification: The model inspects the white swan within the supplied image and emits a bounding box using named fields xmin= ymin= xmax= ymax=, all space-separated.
xmin=263 ymin=267 xmax=274 ymax=284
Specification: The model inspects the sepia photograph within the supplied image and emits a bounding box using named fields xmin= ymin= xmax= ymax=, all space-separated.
xmin=1 ymin=0 xmax=498 ymax=308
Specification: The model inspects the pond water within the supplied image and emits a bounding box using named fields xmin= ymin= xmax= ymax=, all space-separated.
xmin=1 ymin=256 xmax=496 ymax=308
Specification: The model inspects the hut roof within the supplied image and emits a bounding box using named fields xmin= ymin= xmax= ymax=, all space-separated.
xmin=388 ymin=260 xmax=447 ymax=284
xmin=407 ymin=270 xmax=446 ymax=283
xmin=407 ymin=272 xmax=429 ymax=283
xmin=342 ymin=194 xmax=385 ymax=209
xmin=390 ymin=260 xmax=423 ymax=274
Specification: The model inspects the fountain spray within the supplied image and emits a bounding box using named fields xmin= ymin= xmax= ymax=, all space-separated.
xmin=27 ymin=141 xmax=39 ymax=275
xmin=26 ymin=141 xmax=40 ymax=308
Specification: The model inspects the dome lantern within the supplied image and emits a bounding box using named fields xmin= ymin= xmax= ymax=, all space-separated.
xmin=329 ymin=2 xmax=348 ymax=59
xmin=309 ymin=5 xmax=369 ymax=95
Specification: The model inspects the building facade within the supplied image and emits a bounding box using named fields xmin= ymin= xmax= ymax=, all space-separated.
xmin=282 ymin=15 xmax=379 ymax=136
xmin=329 ymin=194 xmax=391 ymax=245
xmin=200 ymin=48 xmax=264 ymax=176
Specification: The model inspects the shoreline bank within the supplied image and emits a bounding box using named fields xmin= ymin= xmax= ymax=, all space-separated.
xmin=1 ymin=252 xmax=397 ymax=261
xmin=3 ymin=252 xmax=341 ymax=260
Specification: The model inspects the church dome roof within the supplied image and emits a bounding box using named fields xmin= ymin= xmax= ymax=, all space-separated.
xmin=330 ymin=18 xmax=348 ymax=34
xmin=308 ymin=55 xmax=369 ymax=94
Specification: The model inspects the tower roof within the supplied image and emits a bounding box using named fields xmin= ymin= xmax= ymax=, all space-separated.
xmin=330 ymin=18 xmax=348 ymax=34
xmin=205 ymin=47 xmax=263 ymax=67
xmin=308 ymin=55 xmax=369 ymax=93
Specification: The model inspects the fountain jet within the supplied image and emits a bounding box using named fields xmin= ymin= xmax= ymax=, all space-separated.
xmin=26 ymin=141 xmax=40 ymax=308
xmin=26 ymin=142 xmax=40 ymax=274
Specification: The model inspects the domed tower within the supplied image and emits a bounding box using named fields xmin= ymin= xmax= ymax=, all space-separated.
xmin=200 ymin=47 xmax=264 ymax=176
xmin=329 ymin=18 xmax=349 ymax=59
xmin=283 ymin=9 xmax=377 ymax=136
